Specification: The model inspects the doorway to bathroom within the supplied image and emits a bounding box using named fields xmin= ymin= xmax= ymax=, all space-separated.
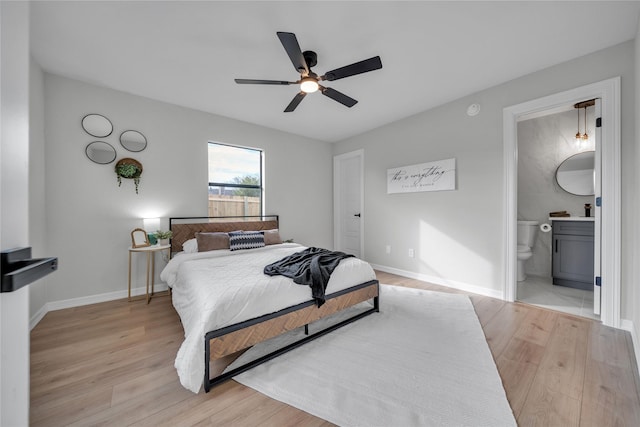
xmin=503 ymin=78 xmax=621 ymax=328
xmin=516 ymin=103 xmax=599 ymax=320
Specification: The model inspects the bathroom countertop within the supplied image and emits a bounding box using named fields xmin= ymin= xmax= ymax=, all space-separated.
xmin=548 ymin=217 xmax=595 ymax=222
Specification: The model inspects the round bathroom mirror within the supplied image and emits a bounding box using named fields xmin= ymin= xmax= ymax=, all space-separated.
xmin=82 ymin=114 xmax=113 ymax=138
xmin=120 ymin=130 xmax=147 ymax=152
xmin=555 ymin=151 xmax=595 ymax=196
xmin=85 ymin=141 xmax=117 ymax=164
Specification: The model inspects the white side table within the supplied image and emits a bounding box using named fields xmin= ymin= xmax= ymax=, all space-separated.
xmin=128 ymin=244 xmax=171 ymax=303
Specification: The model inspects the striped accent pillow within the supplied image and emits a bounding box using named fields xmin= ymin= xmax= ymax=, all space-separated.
xmin=228 ymin=231 xmax=265 ymax=251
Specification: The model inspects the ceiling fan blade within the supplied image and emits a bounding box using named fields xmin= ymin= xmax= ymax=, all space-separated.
xmin=235 ymin=79 xmax=295 ymax=85
xmin=277 ymin=32 xmax=309 ymax=75
xmin=320 ymin=86 xmax=358 ymax=108
xmin=284 ymin=92 xmax=307 ymax=112
xmin=321 ymin=56 xmax=382 ymax=81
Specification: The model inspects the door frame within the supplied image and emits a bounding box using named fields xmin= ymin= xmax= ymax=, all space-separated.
xmin=593 ymin=98 xmax=602 ymax=315
xmin=503 ymin=77 xmax=621 ymax=328
xmin=333 ymin=149 xmax=364 ymax=257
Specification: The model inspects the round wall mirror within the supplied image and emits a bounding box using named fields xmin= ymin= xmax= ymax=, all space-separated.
xmin=120 ymin=130 xmax=147 ymax=152
xmin=82 ymin=114 xmax=113 ymax=138
xmin=85 ymin=141 xmax=117 ymax=164
xmin=555 ymin=151 xmax=595 ymax=196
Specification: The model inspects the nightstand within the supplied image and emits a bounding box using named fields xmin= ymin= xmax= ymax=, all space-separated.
xmin=128 ymin=244 xmax=171 ymax=303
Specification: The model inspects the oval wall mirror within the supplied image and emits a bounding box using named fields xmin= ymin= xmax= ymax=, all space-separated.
xmin=85 ymin=141 xmax=117 ymax=164
xmin=82 ymin=114 xmax=113 ymax=138
xmin=555 ymin=151 xmax=595 ymax=196
xmin=120 ymin=130 xmax=147 ymax=152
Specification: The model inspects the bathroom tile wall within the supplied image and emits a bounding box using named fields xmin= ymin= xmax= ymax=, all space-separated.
xmin=517 ymin=108 xmax=596 ymax=278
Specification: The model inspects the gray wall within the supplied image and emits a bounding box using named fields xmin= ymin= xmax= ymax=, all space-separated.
xmin=517 ymin=109 xmax=596 ymax=278
xmin=334 ymin=41 xmax=635 ymax=312
xmin=38 ymin=74 xmax=334 ymax=305
xmin=29 ymin=59 xmax=48 ymax=318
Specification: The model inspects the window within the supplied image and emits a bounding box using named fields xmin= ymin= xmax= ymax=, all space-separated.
xmin=208 ymin=142 xmax=262 ymax=217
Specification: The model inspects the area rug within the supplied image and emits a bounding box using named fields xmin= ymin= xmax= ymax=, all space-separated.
xmin=226 ymin=285 xmax=516 ymax=427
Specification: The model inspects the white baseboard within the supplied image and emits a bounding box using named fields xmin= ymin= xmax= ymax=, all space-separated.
xmin=29 ymin=283 xmax=169 ymax=330
xmin=30 ymin=304 xmax=48 ymax=330
xmin=620 ymin=318 xmax=640 ymax=372
xmin=370 ymin=263 xmax=503 ymax=299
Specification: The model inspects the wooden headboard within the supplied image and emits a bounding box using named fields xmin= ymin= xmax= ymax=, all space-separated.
xmin=169 ymin=215 xmax=279 ymax=254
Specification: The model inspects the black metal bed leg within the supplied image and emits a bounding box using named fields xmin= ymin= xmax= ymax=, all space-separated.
xmin=304 ymin=324 xmax=309 ymax=335
xmin=373 ymin=295 xmax=380 ymax=312
xmin=204 ymin=335 xmax=211 ymax=392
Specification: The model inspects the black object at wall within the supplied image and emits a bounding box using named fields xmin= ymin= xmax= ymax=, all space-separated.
xmin=1 ymin=247 xmax=57 ymax=293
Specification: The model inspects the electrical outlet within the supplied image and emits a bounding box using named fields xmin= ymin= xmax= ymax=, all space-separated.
xmin=408 ymin=248 xmax=415 ymax=258
xmin=386 ymin=245 xmax=391 ymax=254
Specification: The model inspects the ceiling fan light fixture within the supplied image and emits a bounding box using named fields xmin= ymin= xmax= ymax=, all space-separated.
xmin=300 ymin=78 xmax=319 ymax=93
xmin=235 ymin=32 xmax=382 ymax=112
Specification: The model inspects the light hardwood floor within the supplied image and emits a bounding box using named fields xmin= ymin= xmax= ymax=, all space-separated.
xmin=30 ymin=271 xmax=640 ymax=426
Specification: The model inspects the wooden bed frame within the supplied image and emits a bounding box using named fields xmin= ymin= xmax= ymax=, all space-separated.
xmin=169 ymin=216 xmax=380 ymax=393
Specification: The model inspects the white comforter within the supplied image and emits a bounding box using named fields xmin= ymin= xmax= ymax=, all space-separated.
xmin=160 ymin=243 xmax=376 ymax=393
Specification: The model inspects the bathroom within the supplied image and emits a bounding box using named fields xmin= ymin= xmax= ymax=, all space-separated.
xmin=517 ymin=101 xmax=598 ymax=320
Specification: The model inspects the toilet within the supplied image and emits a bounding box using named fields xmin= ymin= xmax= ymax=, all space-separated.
xmin=517 ymin=220 xmax=539 ymax=282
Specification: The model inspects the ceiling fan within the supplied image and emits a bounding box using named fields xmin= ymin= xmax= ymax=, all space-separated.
xmin=234 ymin=32 xmax=382 ymax=112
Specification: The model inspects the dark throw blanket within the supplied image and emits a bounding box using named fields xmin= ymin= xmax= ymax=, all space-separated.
xmin=264 ymin=247 xmax=355 ymax=307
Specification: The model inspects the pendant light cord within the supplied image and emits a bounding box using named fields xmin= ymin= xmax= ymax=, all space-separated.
xmin=583 ymin=106 xmax=588 ymax=139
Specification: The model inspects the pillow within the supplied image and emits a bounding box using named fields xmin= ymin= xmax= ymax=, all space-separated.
xmin=228 ymin=231 xmax=265 ymax=251
xmin=263 ymin=229 xmax=283 ymax=245
xmin=182 ymin=238 xmax=198 ymax=254
xmin=195 ymin=232 xmax=230 ymax=252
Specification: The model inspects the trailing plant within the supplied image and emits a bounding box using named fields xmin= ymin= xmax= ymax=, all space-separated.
xmin=115 ymin=159 xmax=142 ymax=194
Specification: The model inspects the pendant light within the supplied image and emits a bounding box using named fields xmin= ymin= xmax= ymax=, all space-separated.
xmin=575 ymin=106 xmax=583 ymax=142
xmin=574 ymin=99 xmax=595 ymax=146
xmin=581 ymin=106 xmax=589 ymax=141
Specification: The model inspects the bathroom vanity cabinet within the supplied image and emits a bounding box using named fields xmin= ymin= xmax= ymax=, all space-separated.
xmin=551 ymin=220 xmax=594 ymax=291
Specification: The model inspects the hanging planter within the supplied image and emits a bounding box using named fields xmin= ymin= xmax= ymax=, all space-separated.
xmin=115 ymin=158 xmax=143 ymax=194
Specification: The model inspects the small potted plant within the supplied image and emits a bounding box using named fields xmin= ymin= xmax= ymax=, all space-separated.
xmin=115 ymin=158 xmax=143 ymax=194
xmin=155 ymin=230 xmax=172 ymax=246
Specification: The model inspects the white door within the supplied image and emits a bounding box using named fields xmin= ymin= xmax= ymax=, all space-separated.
xmin=593 ymin=98 xmax=602 ymax=315
xmin=334 ymin=150 xmax=363 ymax=258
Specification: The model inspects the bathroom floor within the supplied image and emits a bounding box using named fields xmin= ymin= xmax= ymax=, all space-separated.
xmin=516 ymin=275 xmax=600 ymax=321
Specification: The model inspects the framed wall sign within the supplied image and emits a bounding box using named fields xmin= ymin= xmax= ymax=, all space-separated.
xmin=387 ymin=158 xmax=456 ymax=194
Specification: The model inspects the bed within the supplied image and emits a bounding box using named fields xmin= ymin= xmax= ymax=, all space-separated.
xmin=160 ymin=216 xmax=380 ymax=393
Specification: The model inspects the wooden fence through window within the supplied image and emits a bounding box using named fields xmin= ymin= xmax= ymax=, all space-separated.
xmin=208 ymin=195 xmax=261 ymax=217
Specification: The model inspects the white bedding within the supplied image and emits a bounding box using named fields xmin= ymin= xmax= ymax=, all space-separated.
xmin=160 ymin=243 xmax=376 ymax=393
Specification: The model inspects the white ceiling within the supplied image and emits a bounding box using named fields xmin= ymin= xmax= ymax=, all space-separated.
xmin=30 ymin=1 xmax=640 ymax=142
